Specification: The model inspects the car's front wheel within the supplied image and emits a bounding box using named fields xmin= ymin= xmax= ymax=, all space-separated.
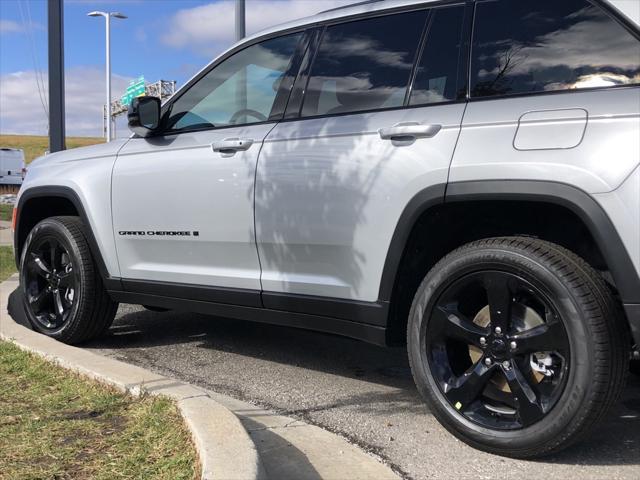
xmin=407 ymin=237 xmax=628 ymax=458
xmin=19 ymin=216 xmax=117 ymax=344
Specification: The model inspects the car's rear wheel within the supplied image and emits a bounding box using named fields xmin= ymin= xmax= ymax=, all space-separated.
xmin=20 ymin=216 xmax=117 ymax=344
xmin=407 ymin=237 xmax=628 ymax=458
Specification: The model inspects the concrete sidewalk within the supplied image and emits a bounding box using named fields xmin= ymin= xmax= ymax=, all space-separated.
xmin=0 ymin=220 xmax=12 ymax=246
xmin=1 ymin=274 xmax=400 ymax=480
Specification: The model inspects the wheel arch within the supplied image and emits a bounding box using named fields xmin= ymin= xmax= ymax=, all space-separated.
xmin=379 ymin=180 xmax=640 ymax=345
xmin=15 ymin=186 xmax=113 ymax=286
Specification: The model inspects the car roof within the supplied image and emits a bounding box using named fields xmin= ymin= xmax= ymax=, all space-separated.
xmin=240 ymin=0 xmax=443 ymax=45
xmin=242 ymin=0 xmax=639 ymax=42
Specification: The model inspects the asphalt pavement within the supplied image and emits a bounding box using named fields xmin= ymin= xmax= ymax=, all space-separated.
xmin=9 ymin=296 xmax=640 ymax=479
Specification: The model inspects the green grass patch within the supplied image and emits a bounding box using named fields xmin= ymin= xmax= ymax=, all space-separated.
xmin=0 ymin=342 xmax=200 ymax=480
xmin=0 ymin=246 xmax=16 ymax=282
xmin=0 ymin=204 xmax=13 ymax=222
xmin=0 ymin=134 xmax=104 ymax=164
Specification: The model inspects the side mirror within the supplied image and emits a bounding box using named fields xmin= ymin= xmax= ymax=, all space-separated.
xmin=128 ymin=96 xmax=161 ymax=137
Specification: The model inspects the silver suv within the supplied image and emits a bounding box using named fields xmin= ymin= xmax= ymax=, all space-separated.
xmin=13 ymin=0 xmax=640 ymax=458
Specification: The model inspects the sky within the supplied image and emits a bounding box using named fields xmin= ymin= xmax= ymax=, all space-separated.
xmin=0 ymin=0 xmax=351 ymax=138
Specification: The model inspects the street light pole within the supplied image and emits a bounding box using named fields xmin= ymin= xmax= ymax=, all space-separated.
xmin=87 ymin=11 xmax=127 ymax=142
xmin=235 ymin=0 xmax=245 ymax=41
xmin=105 ymin=12 xmax=111 ymax=142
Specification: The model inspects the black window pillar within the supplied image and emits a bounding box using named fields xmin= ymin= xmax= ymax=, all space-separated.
xmin=48 ymin=0 xmax=65 ymax=152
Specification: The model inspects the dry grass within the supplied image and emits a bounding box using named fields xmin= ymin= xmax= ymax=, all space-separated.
xmin=0 ymin=135 xmax=104 ymax=164
xmin=0 ymin=204 xmax=12 ymax=222
xmin=0 ymin=246 xmax=15 ymax=282
xmin=0 ymin=341 xmax=200 ymax=480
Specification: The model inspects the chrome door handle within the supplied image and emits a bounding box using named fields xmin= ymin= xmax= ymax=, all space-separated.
xmin=378 ymin=122 xmax=442 ymax=141
xmin=211 ymin=137 xmax=254 ymax=154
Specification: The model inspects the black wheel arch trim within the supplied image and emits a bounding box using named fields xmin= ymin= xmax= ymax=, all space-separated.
xmin=442 ymin=180 xmax=640 ymax=305
xmin=15 ymin=186 xmax=123 ymax=291
xmin=625 ymin=304 xmax=640 ymax=347
xmin=378 ymin=183 xmax=447 ymax=301
xmin=377 ymin=180 xmax=639 ymax=343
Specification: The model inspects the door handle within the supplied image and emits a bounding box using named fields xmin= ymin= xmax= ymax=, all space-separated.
xmin=378 ymin=122 xmax=442 ymax=141
xmin=211 ymin=137 xmax=254 ymax=154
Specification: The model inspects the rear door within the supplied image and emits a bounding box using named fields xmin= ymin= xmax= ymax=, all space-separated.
xmin=112 ymin=33 xmax=305 ymax=293
xmin=255 ymin=5 xmax=469 ymax=305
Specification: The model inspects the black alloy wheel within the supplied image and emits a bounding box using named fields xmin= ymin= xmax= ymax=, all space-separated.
xmin=23 ymin=237 xmax=79 ymax=331
xmin=20 ymin=216 xmax=118 ymax=344
xmin=408 ymin=237 xmax=629 ymax=458
xmin=427 ymin=270 xmax=570 ymax=430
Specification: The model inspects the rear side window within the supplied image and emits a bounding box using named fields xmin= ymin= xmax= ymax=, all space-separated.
xmin=409 ymin=5 xmax=466 ymax=105
xmin=301 ymin=10 xmax=428 ymax=117
xmin=470 ymin=0 xmax=640 ymax=98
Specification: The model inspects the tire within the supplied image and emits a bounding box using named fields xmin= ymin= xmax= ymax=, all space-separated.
xmin=19 ymin=216 xmax=118 ymax=344
xmin=407 ymin=236 xmax=628 ymax=458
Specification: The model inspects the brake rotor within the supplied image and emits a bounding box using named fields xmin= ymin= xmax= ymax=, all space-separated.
xmin=468 ymin=304 xmax=546 ymax=392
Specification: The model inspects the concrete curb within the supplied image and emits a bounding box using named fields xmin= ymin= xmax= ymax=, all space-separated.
xmin=0 ymin=274 xmax=267 ymax=480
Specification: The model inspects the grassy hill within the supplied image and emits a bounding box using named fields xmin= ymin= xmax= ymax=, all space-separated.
xmin=0 ymin=135 xmax=104 ymax=164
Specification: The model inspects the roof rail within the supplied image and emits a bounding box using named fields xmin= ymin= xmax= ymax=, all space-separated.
xmin=320 ymin=0 xmax=386 ymax=14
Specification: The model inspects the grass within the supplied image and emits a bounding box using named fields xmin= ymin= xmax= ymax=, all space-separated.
xmin=0 ymin=246 xmax=15 ymax=282
xmin=0 ymin=341 xmax=200 ymax=480
xmin=0 ymin=134 xmax=104 ymax=164
xmin=0 ymin=204 xmax=12 ymax=222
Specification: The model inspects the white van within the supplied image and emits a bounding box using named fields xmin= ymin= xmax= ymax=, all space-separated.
xmin=0 ymin=148 xmax=26 ymax=185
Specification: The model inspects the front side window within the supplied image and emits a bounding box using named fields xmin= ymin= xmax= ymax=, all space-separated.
xmin=471 ymin=0 xmax=640 ymax=98
xmin=301 ymin=10 xmax=428 ymax=117
xmin=166 ymin=33 xmax=303 ymax=131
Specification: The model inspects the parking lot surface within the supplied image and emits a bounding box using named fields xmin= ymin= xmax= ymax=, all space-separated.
xmin=76 ymin=304 xmax=640 ymax=479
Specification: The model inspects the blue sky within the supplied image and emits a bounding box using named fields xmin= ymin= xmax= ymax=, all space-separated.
xmin=0 ymin=0 xmax=349 ymax=137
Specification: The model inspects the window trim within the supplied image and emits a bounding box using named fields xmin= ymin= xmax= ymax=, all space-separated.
xmin=284 ymin=27 xmax=324 ymax=119
xmin=467 ymin=0 xmax=640 ymax=102
xmin=406 ymin=1 xmax=472 ymax=108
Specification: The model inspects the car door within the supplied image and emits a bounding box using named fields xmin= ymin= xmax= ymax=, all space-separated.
xmin=255 ymin=5 xmax=469 ymax=308
xmin=112 ymin=32 xmax=304 ymax=296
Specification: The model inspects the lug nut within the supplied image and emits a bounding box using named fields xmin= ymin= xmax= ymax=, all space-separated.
xmin=479 ymin=337 xmax=487 ymax=346
xmin=502 ymin=361 xmax=510 ymax=369
xmin=510 ymin=341 xmax=517 ymax=350
xmin=484 ymin=358 xmax=492 ymax=366
xmin=495 ymin=327 xmax=502 ymax=335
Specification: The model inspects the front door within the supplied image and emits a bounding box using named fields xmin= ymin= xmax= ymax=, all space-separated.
xmin=112 ymin=32 xmax=304 ymax=292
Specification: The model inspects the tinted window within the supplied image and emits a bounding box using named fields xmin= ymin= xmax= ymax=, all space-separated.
xmin=166 ymin=33 xmax=302 ymax=131
xmin=301 ymin=10 xmax=428 ymax=117
xmin=471 ymin=0 xmax=640 ymax=97
xmin=410 ymin=5 xmax=465 ymax=105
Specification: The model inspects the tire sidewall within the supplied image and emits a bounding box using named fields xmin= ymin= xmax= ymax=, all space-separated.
xmin=408 ymin=245 xmax=595 ymax=454
xmin=20 ymin=218 xmax=88 ymax=340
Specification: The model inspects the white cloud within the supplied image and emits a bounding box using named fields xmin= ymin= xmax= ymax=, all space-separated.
xmin=0 ymin=19 xmax=23 ymax=34
xmin=162 ymin=0 xmax=351 ymax=56
xmin=0 ymin=67 xmax=132 ymax=137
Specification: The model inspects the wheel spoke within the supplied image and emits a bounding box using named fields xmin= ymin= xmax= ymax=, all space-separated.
xmin=431 ymin=305 xmax=488 ymax=347
xmin=50 ymin=244 xmax=60 ymax=271
xmin=52 ymin=289 xmax=65 ymax=318
xmin=511 ymin=320 xmax=566 ymax=354
xmin=29 ymin=253 xmax=51 ymax=278
xmin=444 ymin=360 xmax=493 ymax=409
xmin=483 ymin=273 xmax=513 ymax=332
xmin=28 ymin=289 xmax=49 ymax=313
xmin=503 ymin=361 xmax=545 ymax=426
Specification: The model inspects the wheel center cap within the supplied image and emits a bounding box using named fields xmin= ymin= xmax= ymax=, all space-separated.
xmin=490 ymin=338 xmax=507 ymax=358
